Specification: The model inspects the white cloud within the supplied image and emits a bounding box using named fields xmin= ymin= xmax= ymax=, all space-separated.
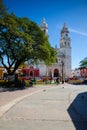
xmin=69 ymin=29 xmax=87 ymax=36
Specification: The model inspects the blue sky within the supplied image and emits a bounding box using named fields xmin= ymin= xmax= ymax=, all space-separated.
xmin=3 ymin=0 xmax=87 ymax=69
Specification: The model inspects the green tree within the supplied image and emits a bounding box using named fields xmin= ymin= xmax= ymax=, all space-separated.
xmin=0 ymin=0 xmax=7 ymax=17
xmin=0 ymin=14 xmax=33 ymax=75
xmin=0 ymin=13 xmax=57 ymax=75
xmin=22 ymin=18 xmax=57 ymax=65
xmin=79 ymin=57 xmax=87 ymax=68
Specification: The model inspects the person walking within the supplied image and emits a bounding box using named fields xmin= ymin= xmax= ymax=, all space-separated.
xmin=56 ymin=77 xmax=59 ymax=85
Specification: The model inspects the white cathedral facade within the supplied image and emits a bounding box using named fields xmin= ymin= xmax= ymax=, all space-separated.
xmin=27 ymin=18 xmax=72 ymax=80
xmin=37 ymin=18 xmax=72 ymax=79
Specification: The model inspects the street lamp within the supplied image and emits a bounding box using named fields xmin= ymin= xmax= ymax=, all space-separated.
xmin=61 ymin=60 xmax=64 ymax=84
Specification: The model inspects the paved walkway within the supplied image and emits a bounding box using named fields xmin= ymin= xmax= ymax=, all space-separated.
xmin=0 ymin=86 xmax=43 ymax=107
xmin=0 ymin=84 xmax=57 ymax=117
xmin=0 ymin=83 xmax=87 ymax=121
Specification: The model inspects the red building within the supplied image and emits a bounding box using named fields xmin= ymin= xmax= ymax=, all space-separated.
xmin=80 ymin=68 xmax=87 ymax=77
xmin=21 ymin=66 xmax=39 ymax=79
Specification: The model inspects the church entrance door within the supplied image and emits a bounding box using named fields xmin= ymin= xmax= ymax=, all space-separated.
xmin=30 ymin=71 xmax=33 ymax=77
xmin=54 ymin=69 xmax=59 ymax=77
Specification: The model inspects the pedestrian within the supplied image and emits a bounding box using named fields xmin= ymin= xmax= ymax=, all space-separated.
xmin=56 ymin=77 xmax=59 ymax=85
xmin=29 ymin=78 xmax=33 ymax=87
xmin=4 ymin=76 xmax=7 ymax=82
xmin=21 ymin=78 xmax=25 ymax=88
xmin=50 ymin=76 xmax=52 ymax=84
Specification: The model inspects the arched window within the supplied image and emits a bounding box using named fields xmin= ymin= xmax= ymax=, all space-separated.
xmin=30 ymin=71 xmax=33 ymax=77
xmin=43 ymin=29 xmax=46 ymax=34
xmin=66 ymin=33 xmax=68 ymax=36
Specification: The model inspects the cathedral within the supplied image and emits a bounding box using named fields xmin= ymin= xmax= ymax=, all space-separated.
xmin=38 ymin=18 xmax=72 ymax=79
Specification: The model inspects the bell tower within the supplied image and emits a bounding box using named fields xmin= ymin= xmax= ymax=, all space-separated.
xmin=60 ymin=23 xmax=71 ymax=48
xmin=40 ymin=18 xmax=48 ymax=36
xmin=60 ymin=23 xmax=72 ymax=77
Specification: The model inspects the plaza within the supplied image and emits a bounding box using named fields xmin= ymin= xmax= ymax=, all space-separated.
xmin=0 ymin=83 xmax=87 ymax=130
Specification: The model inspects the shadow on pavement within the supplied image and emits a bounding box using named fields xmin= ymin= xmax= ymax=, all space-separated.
xmin=0 ymin=86 xmax=28 ymax=92
xmin=67 ymin=92 xmax=87 ymax=130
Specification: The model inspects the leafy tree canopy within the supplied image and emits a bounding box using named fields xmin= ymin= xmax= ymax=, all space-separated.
xmin=79 ymin=57 xmax=87 ymax=68
xmin=0 ymin=0 xmax=7 ymax=17
xmin=0 ymin=8 xmax=57 ymax=75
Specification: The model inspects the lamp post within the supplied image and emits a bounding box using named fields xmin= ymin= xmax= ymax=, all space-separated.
xmin=61 ymin=60 xmax=64 ymax=84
